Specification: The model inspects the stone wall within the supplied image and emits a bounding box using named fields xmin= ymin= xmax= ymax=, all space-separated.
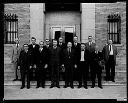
xmin=4 ymin=3 xmax=30 ymax=46
xmin=95 ymin=2 xmax=126 ymax=70
xmin=95 ymin=2 xmax=126 ymax=50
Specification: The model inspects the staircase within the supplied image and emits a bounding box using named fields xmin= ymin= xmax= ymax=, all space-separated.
xmin=4 ymin=44 xmax=126 ymax=87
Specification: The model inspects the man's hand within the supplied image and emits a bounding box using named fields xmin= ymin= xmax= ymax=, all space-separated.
xmin=18 ymin=66 xmax=20 ymax=70
xmin=34 ymin=64 xmax=36 ymax=68
xmin=74 ymin=64 xmax=77 ymax=68
xmin=30 ymin=66 xmax=32 ymax=69
xmin=11 ymin=60 xmax=14 ymax=63
xmin=62 ymin=64 xmax=64 ymax=67
xmin=44 ymin=64 xmax=48 ymax=69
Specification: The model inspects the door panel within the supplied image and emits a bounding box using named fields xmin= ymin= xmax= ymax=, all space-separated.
xmin=51 ymin=26 xmax=75 ymax=44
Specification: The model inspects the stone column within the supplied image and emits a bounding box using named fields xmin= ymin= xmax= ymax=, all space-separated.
xmin=30 ymin=3 xmax=45 ymax=44
xmin=81 ymin=3 xmax=95 ymax=43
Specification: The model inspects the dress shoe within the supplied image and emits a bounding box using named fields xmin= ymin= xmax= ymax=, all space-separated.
xmin=111 ymin=79 xmax=115 ymax=82
xmin=20 ymin=86 xmax=24 ymax=89
xmin=84 ymin=86 xmax=88 ymax=89
xmin=42 ymin=86 xmax=45 ymax=88
xmin=56 ymin=86 xmax=60 ymax=88
xmin=50 ymin=86 xmax=54 ymax=88
xmin=78 ymin=85 xmax=82 ymax=88
xmin=13 ymin=79 xmax=18 ymax=81
xmin=70 ymin=86 xmax=74 ymax=89
xmin=64 ymin=85 xmax=67 ymax=88
xmin=27 ymin=87 xmax=30 ymax=89
xmin=91 ymin=86 xmax=95 ymax=88
xmin=36 ymin=86 xmax=39 ymax=88
xmin=98 ymin=86 xmax=103 ymax=89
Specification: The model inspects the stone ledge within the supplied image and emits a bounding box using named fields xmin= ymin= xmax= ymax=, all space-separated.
xmin=4 ymin=81 xmax=126 ymax=86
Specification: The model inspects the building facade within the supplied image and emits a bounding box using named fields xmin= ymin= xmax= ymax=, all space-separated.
xmin=4 ymin=2 xmax=126 ymax=83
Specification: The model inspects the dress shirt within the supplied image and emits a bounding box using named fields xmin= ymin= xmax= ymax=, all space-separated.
xmin=109 ymin=45 xmax=114 ymax=55
xmin=80 ymin=50 xmax=85 ymax=61
xmin=33 ymin=44 xmax=35 ymax=48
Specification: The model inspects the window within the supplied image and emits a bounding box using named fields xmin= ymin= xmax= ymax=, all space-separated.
xmin=4 ymin=14 xmax=18 ymax=44
xmin=107 ymin=14 xmax=121 ymax=44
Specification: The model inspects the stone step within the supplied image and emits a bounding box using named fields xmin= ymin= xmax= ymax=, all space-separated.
xmin=4 ymin=80 xmax=126 ymax=86
xmin=4 ymin=71 xmax=126 ymax=82
xmin=4 ymin=63 xmax=126 ymax=73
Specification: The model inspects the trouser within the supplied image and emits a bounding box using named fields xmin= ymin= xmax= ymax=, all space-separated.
xmin=65 ymin=65 xmax=74 ymax=87
xmin=78 ymin=61 xmax=88 ymax=87
xmin=36 ymin=65 xmax=46 ymax=87
xmin=106 ymin=55 xmax=115 ymax=81
xmin=86 ymin=61 xmax=93 ymax=80
xmin=13 ymin=61 xmax=19 ymax=79
xmin=91 ymin=62 xmax=102 ymax=87
xmin=21 ymin=68 xmax=30 ymax=88
xmin=30 ymin=64 xmax=36 ymax=81
xmin=51 ymin=63 xmax=59 ymax=86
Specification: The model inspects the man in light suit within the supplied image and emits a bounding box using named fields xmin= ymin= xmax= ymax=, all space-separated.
xmin=11 ymin=38 xmax=22 ymax=81
xmin=102 ymin=40 xmax=117 ymax=82
xmin=85 ymin=36 xmax=96 ymax=81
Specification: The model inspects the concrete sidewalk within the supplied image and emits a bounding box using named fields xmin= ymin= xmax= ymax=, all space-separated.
xmin=4 ymin=85 xmax=127 ymax=101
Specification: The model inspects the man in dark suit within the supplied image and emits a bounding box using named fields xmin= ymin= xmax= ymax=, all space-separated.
xmin=49 ymin=39 xmax=61 ymax=88
xmin=62 ymin=42 xmax=77 ymax=88
xmin=72 ymin=36 xmax=81 ymax=81
xmin=57 ymin=37 xmax=66 ymax=81
xmin=18 ymin=44 xmax=32 ymax=89
xmin=85 ymin=36 xmax=96 ymax=81
xmin=91 ymin=45 xmax=103 ymax=89
xmin=44 ymin=39 xmax=51 ymax=80
xmin=102 ymin=40 xmax=117 ymax=82
xmin=28 ymin=37 xmax=39 ymax=80
xmin=78 ymin=43 xmax=89 ymax=89
xmin=36 ymin=41 xmax=49 ymax=88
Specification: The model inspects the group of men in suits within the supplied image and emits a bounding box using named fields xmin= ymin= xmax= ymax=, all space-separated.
xmin=11 ymin=36 xmax=117 ymax=89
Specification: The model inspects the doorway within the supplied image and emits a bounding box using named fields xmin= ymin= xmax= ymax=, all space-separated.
xmin=51 ymin=25 xmax=75 ymax=44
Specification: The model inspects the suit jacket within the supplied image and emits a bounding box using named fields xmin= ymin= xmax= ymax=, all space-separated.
xmin=18 ymin=50 xmax=32 ymax=71
xmin=85 ymin=42 xmax=96 ymax=62
xmin=36 ymin=47 xmax=49 ymax=67
xmin=102 ymin=44 xmax=117 ymax=65
xmin=49 ymin=46 xmax=61 ymax=65
xmin=11 ymin=44 xmax=22 ymax=63
xmin=57 ymin=43 xmax=66 ymax=50
xmin=92 ymin=51 xmax=103 ymax=63
xmin=62 ymin=48 xmax=76 ymax=67
xmin=72 ymin=42 xmax=81 ymax=64
xmin=28 ymin=44 xmax=40 ymax=65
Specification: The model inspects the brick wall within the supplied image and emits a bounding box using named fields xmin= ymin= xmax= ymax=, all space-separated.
xmin=95 ymin=2 xmax=126 ymax=69
xmin=4 ymin=3 xmax=30 ymax=46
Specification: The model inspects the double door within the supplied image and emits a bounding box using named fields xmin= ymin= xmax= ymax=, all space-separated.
xmin=51 ymin=26 xmax=75 ymax=44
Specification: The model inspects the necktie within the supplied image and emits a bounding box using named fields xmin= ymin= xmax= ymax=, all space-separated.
xmin=110 ymin=45 xmax=111 ymax=51
xmin=68 ymin=48 xmax=71 ymax=54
